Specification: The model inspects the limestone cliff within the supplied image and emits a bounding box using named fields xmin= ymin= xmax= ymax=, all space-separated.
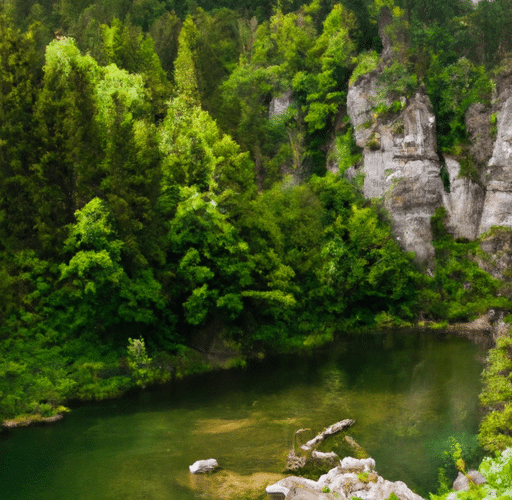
xmin=346 ymin=64 xmax=512 ymax=264
xmin=479 ymin=81 xmax=512 ymax=235
xmin=347 ymin=73 xmax=443 ymax=262
xmin=442 ymin=157 xmax=485 ymax=241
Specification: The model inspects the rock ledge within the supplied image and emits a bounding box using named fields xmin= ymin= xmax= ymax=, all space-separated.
xmin=266 ymin=457 xmax=424 ymax=500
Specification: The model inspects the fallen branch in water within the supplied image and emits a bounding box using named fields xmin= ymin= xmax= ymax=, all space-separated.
xmin=300 ymin=419 xmax=355 ymax=451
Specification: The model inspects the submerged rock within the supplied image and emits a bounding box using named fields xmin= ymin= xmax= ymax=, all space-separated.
xmin=286 ymin=420 xmax=354 ymax=475
xmin=184 ymin=469 xmax=286 ymax=500
xmin=267 ymin=457 xmax=424 ymax=500
xmin=189 ymin=458 xmax=219 ymax=474
xmin=452 ymin=470 xmax=487 ymax=491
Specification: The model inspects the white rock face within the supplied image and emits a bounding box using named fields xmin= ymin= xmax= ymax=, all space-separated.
xmin=189 ymin=458 xmax=219 ymax=474
xmin=269 ymin=90 xmax=293 ymax=119
xmin=442 ymin=158 xmax=485 ymax=240
xmin=347 ymin=75 xmax=443 ymax=262
xmin=339 ymin=456 xmax=375 ymax=472
xmin=489 ymin=96 xmax=512 ymax=168
xmin=345 ymin=68 xmax=512 ymax=260
xmin=479 ymin=95 xmax=512 ymax=235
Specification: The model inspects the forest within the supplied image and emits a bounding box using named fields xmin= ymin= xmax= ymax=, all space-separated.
xmin=2 ymin=0 xmax=512 ymax=474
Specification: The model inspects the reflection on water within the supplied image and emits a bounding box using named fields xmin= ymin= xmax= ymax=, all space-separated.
xmin=0 ymin=331 xmax=484 ymax=499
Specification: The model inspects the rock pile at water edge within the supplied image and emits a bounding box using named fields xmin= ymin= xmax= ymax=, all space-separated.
xmin=266 ymin=456 xmax=424 ymax=500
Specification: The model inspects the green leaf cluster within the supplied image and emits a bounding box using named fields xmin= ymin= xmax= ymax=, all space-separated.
xmin=422 ymin=208 xmax=512 ymax=323
xmin=479 ymin=334 xmax=512 ymax=453
xmin=221 ymin=1 xmax=357 ymax=182
xmin=425 ymin=57 xmax=493 ymax=155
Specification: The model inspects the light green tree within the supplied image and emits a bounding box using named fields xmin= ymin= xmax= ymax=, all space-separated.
xmin=127 ymin=337 xmax=152 ymax=387
xmin=56 ymin=198 xmax=165 ymax=340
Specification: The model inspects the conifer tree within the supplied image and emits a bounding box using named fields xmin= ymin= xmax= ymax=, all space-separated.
xmin=0 ymin=16 xmax=40 ymax=252
xmin=31 ymin=38 xmax=101 ymax=253
xmin=173 ymin=16 xmax=200 ymax=105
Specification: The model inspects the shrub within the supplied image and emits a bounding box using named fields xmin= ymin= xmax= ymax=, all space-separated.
xmin=349 ymin=50 xmax=379 ymax=86
xmin=479 ymin=332 xmax=512 ymax=453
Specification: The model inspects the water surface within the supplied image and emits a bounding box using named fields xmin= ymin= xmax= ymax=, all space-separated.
xmin=0 ymin=331 xmax=485 ymax=499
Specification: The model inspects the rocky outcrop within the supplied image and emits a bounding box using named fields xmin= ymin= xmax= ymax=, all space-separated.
xmin=347 ymin=75 xmax=443 ymax=262
xmin=346 ymin=60 xmax=512 ymax=262
xmin=267 ymin=456 xmax=424 ymax=500
xmin=442 ymin=157 xmax=485 ymax=240
xmin=463 ymin=66 xmax=512 ymax=239
xmin=269 ymin=90 xmax=293 ymax=119
xmin=479 ymin=94 xmax=512 ymax=235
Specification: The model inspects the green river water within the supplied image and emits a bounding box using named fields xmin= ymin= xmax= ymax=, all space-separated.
xmin=0 ymin=331 xmax=485 ymax=500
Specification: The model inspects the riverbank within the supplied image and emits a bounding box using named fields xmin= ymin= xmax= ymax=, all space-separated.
xmin=1 ymin=320 xmax=501 ymax=430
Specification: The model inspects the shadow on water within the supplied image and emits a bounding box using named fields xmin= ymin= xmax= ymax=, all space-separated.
xmin=0 ymin=330 xmax=486 ymax=499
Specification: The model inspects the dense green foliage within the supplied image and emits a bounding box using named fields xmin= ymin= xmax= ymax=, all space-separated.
xmin=423 ymin=208 xmax=512 ymax=323
xmin=0 ymin=4 xmax=512 ymax=475
xmin=479 ymin=333 xmax=512 ymax=454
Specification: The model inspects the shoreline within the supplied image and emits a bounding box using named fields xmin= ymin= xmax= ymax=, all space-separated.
xmin=1 ymin=319 xmax=504 ymax=430
xmin=2 ymin=411 xmax=65 ymax=429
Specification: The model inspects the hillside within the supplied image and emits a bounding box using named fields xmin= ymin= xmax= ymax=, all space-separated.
xmin=1 ymin=0 xmax=512 ymax=456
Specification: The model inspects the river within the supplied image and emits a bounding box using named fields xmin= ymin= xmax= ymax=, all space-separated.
xmin=0 ymin=331 xmax=485 ymax=499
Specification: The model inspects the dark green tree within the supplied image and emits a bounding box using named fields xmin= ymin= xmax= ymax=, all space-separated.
xmin=31 ymin=38 xmax=101 ymax=253
xmin=149 ymin=11 xmax=182 ymax=77
xmin=0 ymin=16 xmax=42 ymax=252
